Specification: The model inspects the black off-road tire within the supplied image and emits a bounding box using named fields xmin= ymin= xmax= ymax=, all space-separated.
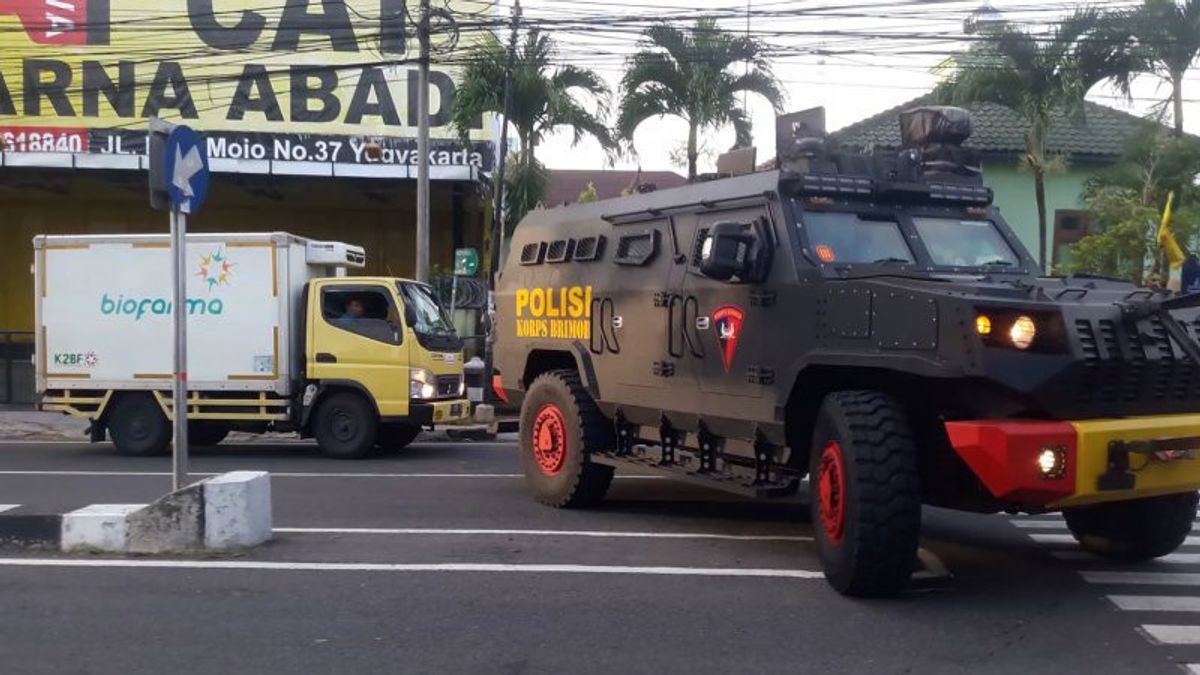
xmin=809 ymin=391 xmax=922 ymax=597
xmin=520 ymin=370 xmax=616 ymax=508
xmin=313 ymin=391 xmax=378 ymax=460
xmin=188 ymin=423 xmax=230 ymax=447
xmin=1063 ymin=491 xmax=1198 ymax=562
xmin=377 ymin=423 xmax=422 ymax=451
xmin=108 ymin=394 xmax=172 ymax=457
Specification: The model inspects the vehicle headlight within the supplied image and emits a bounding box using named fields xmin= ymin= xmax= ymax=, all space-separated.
xmin=410 ymin=368 xmax=437 ymax=400
xmin=1009 ymin=315 xmax=1037 ymax=350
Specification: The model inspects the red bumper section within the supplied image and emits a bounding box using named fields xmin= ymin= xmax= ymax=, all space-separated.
xmin=944 ymin=421 xmax=1078 ymax=506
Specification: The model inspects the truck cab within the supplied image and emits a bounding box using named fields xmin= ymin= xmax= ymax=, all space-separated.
xmin=494 ymin=107 xmax=1200 ymax=597
xmin=35 ymin=232 xmax=470 ymax=459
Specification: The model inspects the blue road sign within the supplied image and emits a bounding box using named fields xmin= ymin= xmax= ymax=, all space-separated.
xmin=163 ymin=126 xmax=209 ymax=215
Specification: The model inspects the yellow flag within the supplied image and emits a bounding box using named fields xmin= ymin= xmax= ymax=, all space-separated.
xmin=1158 ymin=191 xmax=1186 ymax=269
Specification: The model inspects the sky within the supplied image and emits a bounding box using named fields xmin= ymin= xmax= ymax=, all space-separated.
xmin=503 ymin=0 xmax=1200 ymax=176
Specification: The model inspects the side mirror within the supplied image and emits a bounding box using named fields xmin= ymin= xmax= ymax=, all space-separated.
xmin=699 ymin=222 xmax=755 ymax=281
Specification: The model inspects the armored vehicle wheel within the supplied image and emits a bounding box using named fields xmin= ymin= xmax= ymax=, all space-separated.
xmin=314 ymin=391 xmax=378 ymax=460
xmin=810 ymin=391 xmax=921 ymax=597
xmin=188 ymin=423 xmax=230 ymax=447
xmin=108 ymin=394 xmax=172 ymax=457
xmin=1063 ymin=492 xmax=1198 ymax=561
xmin=520 ymin=370 xmax=616 ymax=508
xmin=377 ymin=423 xmax=422 ymax=451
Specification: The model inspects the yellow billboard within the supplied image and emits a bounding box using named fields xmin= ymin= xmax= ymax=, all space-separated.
xmin=0 ymin=0 xmax=494 ymax=169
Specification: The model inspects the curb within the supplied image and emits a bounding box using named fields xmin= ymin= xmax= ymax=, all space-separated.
xmin=0 ymin=471 xmax=273 ymax=554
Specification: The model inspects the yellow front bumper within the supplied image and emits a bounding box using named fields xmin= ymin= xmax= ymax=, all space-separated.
xmin=1053 ymin=414 xmax=1200 ymax=508
xmin=412 ymin=398 xmax=472 ymax=425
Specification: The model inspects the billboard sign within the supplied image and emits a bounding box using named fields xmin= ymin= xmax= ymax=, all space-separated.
xmin=0 ymin=0 xmax=495 ymax=173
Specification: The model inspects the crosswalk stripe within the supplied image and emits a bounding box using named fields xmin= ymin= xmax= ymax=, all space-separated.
xmin=1138 ymin=625 xmax=1200 ymax=645
xmin=0 ymin=505 xmax=18 ymax=514
xmin=1084 ymin=571 xmax=1200 ymax=586
xmin=1109 ymin=596 xmax=1200 ymax=612
xmin=1184 ymin=664 xmax=1200 ymax=675
xmin=1054 ymin=551 xmax=1200 ymax=565
xmin=1032 ymin=534 xmax=1200 ymax=546
xmin=1011 ymin=521 xmax=1070 ymax=530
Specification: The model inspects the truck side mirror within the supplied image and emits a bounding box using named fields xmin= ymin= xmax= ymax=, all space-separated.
xmin=700 ymin=222 xmax=756 ymax=281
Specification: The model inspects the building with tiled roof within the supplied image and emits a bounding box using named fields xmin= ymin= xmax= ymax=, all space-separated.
xmin=832 ymin=93 xmax=1181 ymax=266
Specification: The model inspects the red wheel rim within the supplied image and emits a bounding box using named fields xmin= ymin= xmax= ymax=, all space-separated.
xmin=818 ymin=441 xmax=847 ymax=544
xmin=531 ymin=404 xmax=568 ymax=476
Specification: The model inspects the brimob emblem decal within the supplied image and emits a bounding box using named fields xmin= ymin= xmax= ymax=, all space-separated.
xmin=712 ymin=305 xmax=746 ymax=374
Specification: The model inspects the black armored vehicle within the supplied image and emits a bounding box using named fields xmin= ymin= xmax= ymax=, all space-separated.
xmin=493 ymin=107 xmax=1200 ymax=596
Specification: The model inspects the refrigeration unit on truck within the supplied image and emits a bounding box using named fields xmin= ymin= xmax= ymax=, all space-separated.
xmin=34 ymin=232 xmax=470 ymax=459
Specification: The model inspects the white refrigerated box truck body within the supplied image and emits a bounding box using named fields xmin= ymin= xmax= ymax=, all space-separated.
xmin=34 ymin=232 xmax=362 ymax=396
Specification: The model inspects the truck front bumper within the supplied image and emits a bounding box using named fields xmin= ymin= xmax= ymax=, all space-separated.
xmin=409 ymin=399 xmax=472 ymax=426
xmin=946 ymin=414 xmax=1200 ymax=509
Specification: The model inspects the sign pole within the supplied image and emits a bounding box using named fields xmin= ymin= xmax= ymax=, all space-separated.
xmin=170 ymin=208 xmax=189 ymax=490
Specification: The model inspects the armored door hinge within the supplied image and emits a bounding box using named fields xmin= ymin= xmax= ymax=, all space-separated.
xmin=653 ymin=292 xmax=672 ymax=308
xmin=747 ymin=366 xmax=775 ymax=385
xmin=653 ymin=361 xmax=676 ymax=377
xmin=750 ymin=291 xmax=777 ymax=308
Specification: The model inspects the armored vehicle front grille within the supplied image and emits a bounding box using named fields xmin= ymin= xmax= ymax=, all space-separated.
xmin=1073 ymin=316 xmax=1200 ymax=405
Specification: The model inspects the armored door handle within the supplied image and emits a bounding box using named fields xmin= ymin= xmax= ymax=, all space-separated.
xmin=696 ymin=317 xmax=711 ymax=330
xmin=316 ymin=353 xmax=337 ymax=364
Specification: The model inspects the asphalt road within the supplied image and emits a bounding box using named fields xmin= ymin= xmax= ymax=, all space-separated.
xmin=0 ymin=439 xmax=1198 ymax=675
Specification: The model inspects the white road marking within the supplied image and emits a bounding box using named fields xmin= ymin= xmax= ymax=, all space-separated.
xmin=1185 ymin=664 xmax=1200 ymax=675
xmin=0 ymin=470 xmax=663 ymax=480
xmin=1032 ymin=534 xmax=1200 ymax=546
xmin=1109 ymin=596 xmax=1200 ymax=612
xmin=0 ymin=505 xmax=18 ymax=514
xmin=0 ymin=557 xmax=825 ymax=579
xmin=274 ymin=527 xmax=811 ymax=542
xmin=1138 ymin=625 xmax=1200 ymax=645
xmin=1011 ymin=520 xmax=1071 ymax=530
xmin=1054 ymin=551 xmax=1200 ymax=565
xmin=1083 ymin=571 xmax=1200 ymax=586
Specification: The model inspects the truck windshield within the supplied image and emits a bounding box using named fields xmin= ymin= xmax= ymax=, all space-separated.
xmin=397 ymin=282 xmax=462 ymax=351
xmin=911 ymin=217 xmax=1020 ymax=268
xmin=801 ymin=212 xmax=914 ymax=265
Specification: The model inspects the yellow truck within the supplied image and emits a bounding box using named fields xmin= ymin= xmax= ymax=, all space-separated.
xmin=34 ymin=232 xmax=470 ymax=458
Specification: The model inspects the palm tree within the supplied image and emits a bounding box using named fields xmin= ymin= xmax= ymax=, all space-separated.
xmin=1102 ymin=0 xmax=1200 ymax=137
xmin=452 ymin=29 xmax=615 ymax=225
xmin=617 ymin=18 xmax=784 ymax=181
xmin=939 ymin=10 xmax=1124 ymax=271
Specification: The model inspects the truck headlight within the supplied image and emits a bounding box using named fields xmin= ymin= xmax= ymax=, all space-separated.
xmin=1010 ymin=315 xmax=1037 ymax=350
xmin=410 ymin=368 xmax=437 ymax=400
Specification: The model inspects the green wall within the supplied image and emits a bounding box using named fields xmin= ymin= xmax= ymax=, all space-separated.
xmin=982 ymin=161 xmax=1105 ymax=265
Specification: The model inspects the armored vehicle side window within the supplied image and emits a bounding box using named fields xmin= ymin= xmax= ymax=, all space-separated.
xmin=802 ymin=212 xmax=913 ymax=265
xmin=520 ymin=242 xmax=546 ymax=266
xmin=911 ymin=217 xmax=1019 ymax=268
xmin=321 ymin=287 xmax=402 ymax=345
xmin=614 ymin=230 xmax=660 ymax=266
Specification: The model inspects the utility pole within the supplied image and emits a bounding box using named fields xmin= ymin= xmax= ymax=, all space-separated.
xmin=416 ymin=0 xmax=432 ymax=282
xmin=483 ymin=0 xmax=521 ymax=399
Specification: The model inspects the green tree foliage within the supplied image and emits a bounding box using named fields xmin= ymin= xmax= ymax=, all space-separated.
xmin=1100 ymin=0 xmax=1200 ymax=137
xmin=1065 ymin=129 xmax=1200 ymax=283
xmin=938 ymin=9 xmax=1127 ymax=271
xmin=617 ymin=18 xmax=784 ymax=181
xmin=576 ymin=182 xmax=599 ymax=204
xmin=452 ymin=29 xmax=615 ymax=228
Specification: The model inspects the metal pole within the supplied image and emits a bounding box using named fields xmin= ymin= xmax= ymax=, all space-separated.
xmin=483 ymin=0 xmax=521 ymax=400
xmin=416 ymin=0 xmax=432 ymax=283
xmin=170 ymin=209 xmax=189 ymax=490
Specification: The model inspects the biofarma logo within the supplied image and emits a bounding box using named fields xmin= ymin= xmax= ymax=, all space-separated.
xmin=100 ymin=249 xmax=236 ymax=320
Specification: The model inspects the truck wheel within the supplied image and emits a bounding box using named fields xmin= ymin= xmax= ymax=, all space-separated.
xmin=108 ymin=394 xmax=172 ymax=457
xmin=1063 ymin=491 xmax=1198 ymax=561
xmin=188 ymin=423 xmax=230 ymax=447
xmin=314 ymin=392 xmax=378 ymax=460
xmin=810 ymin=391 xmax=921 ymax=597
xmin=377 ymin=423 xmax=422 ymax=451
xmin=520 ymin=370 xmax=615 ymax=508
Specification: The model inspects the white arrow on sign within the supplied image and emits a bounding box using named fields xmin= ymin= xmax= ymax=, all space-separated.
xmin=172 ymin=145 xmax=204 ymax=197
